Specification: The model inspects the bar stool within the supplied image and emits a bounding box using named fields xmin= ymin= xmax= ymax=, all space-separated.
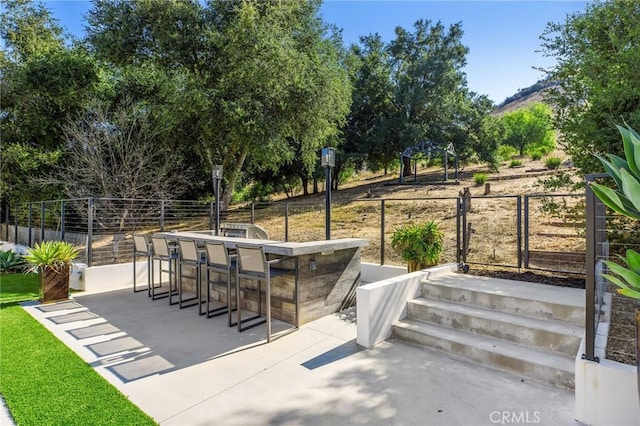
xmin=177 ymin=239 xmax=206 ymax=311
xmin=132 ymin=234 xmax=152 ymax=294
xmin=235 ymin=244 xmax=297 ymax=343
xmin=150 ymin=236 xmax=179 ymax=301
xmin=204 ymin=240 xmax=237 ymax=323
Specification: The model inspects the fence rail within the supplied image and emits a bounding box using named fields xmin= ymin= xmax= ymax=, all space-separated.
xmin=1 ymin=194 xmax=586 ymax=273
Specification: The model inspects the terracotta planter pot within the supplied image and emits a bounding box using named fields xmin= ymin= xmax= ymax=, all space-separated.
xmin=41 ymin=265 xmax=70 ymax=303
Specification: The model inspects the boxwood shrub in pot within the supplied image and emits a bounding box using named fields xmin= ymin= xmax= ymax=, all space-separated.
xmin=391 ymin=221 xmax=443 ymax=272
xmin=24 ymin=241 xmax=79 ymax=303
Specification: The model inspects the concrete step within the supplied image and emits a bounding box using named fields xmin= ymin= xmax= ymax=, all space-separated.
xmin=421 ymin=274 xmax=585 ymax=326
xmin=407 ymin=298 xmax=582 ymax=357
xmin=393 ymin=319 xmax=575 ymax=389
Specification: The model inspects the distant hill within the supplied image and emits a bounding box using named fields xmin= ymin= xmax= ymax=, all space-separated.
xmin=492 ymin=79 xmax=558 ymax=115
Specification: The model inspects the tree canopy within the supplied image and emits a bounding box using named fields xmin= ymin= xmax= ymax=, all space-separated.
xmin=501 ymin=102 xmax=555 ymax=157
xmin=343 ymin=20 xmax=498 ymax=175
xmin=541 ymin=0 xmax=640 ymax=174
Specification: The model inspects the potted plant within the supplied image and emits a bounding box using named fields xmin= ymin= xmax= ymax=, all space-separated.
xmin=391 ymin=220 xmax=443 ymax=272
xmin=590 ymin=124 xmax=640 ymax=404
xmin=24 ymin=241 xmax=79 ymax=303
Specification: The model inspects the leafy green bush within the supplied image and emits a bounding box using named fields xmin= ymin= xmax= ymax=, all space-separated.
xmin=391 ymin=221 xmax=444 ymax=272
xmin=473 ymin=173 xmax=487 ymax=185
xmin=509 ymin=159 xmax=523 ymax=168
xmin=530 ymin=151 xmax=543 ymax=161
xmin=497 ymin=144 xmax=517 ymax=161
xmin=0 ymin=250 xmax=24 ymax=273
xmin=545 ymin=156 xmax=563 ymax=170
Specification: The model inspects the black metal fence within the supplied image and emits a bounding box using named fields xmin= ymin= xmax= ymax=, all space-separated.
xmin=584 ymin=173 xmax=640 ymax=364
xmin=1 ymin=194 xmax=586 ymax=272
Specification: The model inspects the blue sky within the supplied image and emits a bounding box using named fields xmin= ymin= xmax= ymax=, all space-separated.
xmin=43 ymin=0 xmax=588 ymax=104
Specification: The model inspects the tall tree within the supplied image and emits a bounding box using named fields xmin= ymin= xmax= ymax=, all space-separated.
xmin=541 ymin=0 xmax=640 ymax=174
xmin=86 ymin=0 xmax=351 ymax=205
xmin=501 ymin=102 xmax=555 ymax=156
xmin=387 ymin=20 xmax=470 ymax=175
xmin=344 ymin=34 xmax=396 ymax=173
xmin=1 ymin=0 xmax=99 ymax=203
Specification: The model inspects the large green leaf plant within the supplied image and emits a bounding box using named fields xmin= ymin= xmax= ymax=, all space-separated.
xmin=590 ymin=124 xmax=640 ymax=299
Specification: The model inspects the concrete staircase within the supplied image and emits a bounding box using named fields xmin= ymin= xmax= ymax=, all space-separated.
xmin=392 ymin=274 xmax=585 ymax=389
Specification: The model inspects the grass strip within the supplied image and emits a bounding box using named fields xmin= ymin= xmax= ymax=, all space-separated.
xmin=0 ymin=273 xmax=40 ymax=304
xmin=0 ymin=274 xmax=156 ymax=425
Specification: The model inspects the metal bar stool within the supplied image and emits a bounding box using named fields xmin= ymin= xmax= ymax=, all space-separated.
xmin=132 ymin=234 xmax=152 ymax=294
xmin=177 ymin=239 xmax=206 ymax=311
xmin=204 ymin=240 xmax=237 ymax=323
xmin=150 ymin=236 xmax=179 ymax=301
xmin=235 ymin=244 xmax=298 ymax=343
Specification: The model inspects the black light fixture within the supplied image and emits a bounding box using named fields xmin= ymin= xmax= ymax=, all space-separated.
xmin=213 ymin=165 xmax=223 ymax=236
xmin=321 ymin=148 xmax=335 ymax=240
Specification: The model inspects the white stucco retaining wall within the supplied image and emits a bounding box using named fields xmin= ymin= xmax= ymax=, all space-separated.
xmin=356 ymin=263 xmax=458 ymax=348
xmin=575 ymin=323 xmax=640 ymax=425
xmin=82 ymin=261 xmax=158 ymax=294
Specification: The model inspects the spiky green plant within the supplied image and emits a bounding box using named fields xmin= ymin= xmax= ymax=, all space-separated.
xmin=590 ymin=124 xmax=640 ymax=299
xmin=0 ymin=250 xmax=24 ymax=273
xmin=23 ymin=241 xmax=79 ymax=274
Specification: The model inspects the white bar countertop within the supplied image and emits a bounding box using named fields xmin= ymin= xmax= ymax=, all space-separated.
xmin=154 ymin=231 xmax=368 ymax=257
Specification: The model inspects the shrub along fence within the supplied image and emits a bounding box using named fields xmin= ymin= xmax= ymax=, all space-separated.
xmin=1 ymin=194 xmax=585 ymax=273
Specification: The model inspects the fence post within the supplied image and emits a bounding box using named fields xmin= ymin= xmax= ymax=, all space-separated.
xmin=209 ymin=202 xmax=214 ymax=230
xmin=60 ymin=200 xmax=66 ymax=241
xmin=87 ymin=197 xmax=94 ymax=267
xmin=4 ymin=202 xmax=8 ymax=241
xmin=461 ymin=197 xmax=468 ymax=263
xmin=517 ymin=196 xmax=522 ymax=269
xmin=456 ymin=198 xmax=461 ymax=264
xmin=250 ymin=203 xmax=255 ymax=224
xmin=523 ymin=195 xmax=530 ymax=268
xmin=285 ymin=202 xmax=289 ymax=242
xmin=14 ymin=204 xmax=18 ymax=244
xmin=583 ymin=175 xmax=598 ymax=362
xmin=380 ymin=199 xmax=385 ymax=265
xmin=160 ymin=200 xmax=165 ymax=231
xmin=40 ymin=201 xmax=45 ymax=242
xmin=28 ymin=202 xmax=33 ymax=247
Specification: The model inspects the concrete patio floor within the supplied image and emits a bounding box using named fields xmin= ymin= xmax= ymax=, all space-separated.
xmin=20 ymin=285 xmax=580 ymax=426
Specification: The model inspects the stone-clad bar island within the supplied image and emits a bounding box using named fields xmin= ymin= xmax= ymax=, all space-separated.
xmin=155 ymin=231 xmax=368 ymax=326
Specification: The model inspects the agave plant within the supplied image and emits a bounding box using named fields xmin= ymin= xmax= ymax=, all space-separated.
xmin=0 ymin=250 xmax=24 ymax=273
xmin=23 ymin=241 xmax=79 ymax=274
xmin=590 ymin=124 xmax=640 ymax=299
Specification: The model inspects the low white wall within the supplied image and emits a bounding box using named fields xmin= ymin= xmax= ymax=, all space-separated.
xmin=575 ymin=339 xmax=640 ymax=425
xmin=82 ymin=261 xmax=157 ymax=294
xmin=356 ymin=263 xmax=458 ymax=349
xmin=361 ymin=262 xmax=407 ymax=283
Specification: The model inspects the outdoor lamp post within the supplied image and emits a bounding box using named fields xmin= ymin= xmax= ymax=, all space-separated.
xmin=213 ymin=165 xmax=223 ymax=236
xmin=321 ymin=147 xmax=335 ymax=240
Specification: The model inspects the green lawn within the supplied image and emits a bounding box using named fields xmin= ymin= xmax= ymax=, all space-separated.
xmin=0 ymin=273 xmax=156 ymax=425
xmin=0 ymin=273 xmax=40 ymax=304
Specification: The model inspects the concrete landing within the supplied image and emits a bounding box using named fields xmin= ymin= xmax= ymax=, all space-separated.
xmin=21 ymin=287 xmax=579 ymax=425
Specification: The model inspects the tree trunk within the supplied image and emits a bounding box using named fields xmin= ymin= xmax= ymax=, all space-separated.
xmin=301 ymin=176 xmax=309 ymax=196
xmin=221 ymin=149 xmax=248 ymax=209
xmin=313 ymin=178 xmax=318 ymax=194
xmin=402 ymin=157 xmax=412 ymax=176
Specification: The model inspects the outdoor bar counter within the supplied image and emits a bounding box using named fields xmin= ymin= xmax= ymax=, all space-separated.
xmin=155 ymin=231 xmax=368 ymax=325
